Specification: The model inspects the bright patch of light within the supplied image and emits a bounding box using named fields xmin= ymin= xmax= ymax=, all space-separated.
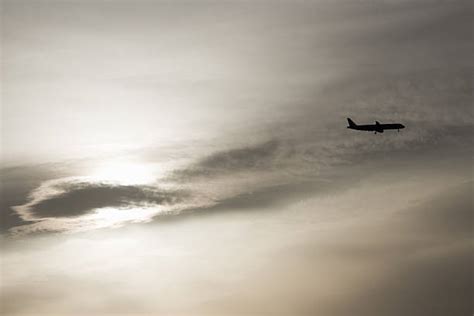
xmin=89 ymin=207 xmax=159 ymax=228
xmin=89 ymin=160 xmax=156 ymax=185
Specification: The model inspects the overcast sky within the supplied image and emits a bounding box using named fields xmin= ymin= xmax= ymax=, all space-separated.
xmin=1 ymin=1 xmax=472 ymax=315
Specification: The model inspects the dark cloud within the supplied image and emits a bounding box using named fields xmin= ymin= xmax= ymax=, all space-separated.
xmin=25 ymin=182 xmax=188 ymax=218
xmin=0 ymin=163 xmax=78 ymax=231
xmin=153 ymin=180 xmax=345 ymax=224
xmin=172 ymin=140 xmax=282 ymax=179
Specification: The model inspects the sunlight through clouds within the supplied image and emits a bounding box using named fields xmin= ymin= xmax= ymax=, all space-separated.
xmin=88 ymin=159 xmax=158 ymax=185
xmin=1 ymin=0 xmax=472 ymax=315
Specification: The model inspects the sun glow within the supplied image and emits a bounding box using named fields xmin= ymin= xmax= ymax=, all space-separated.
xmin=89 ymin=160 xmax=157 ymax=185
xmin=88 ymin=207 xmax=160 ymax=228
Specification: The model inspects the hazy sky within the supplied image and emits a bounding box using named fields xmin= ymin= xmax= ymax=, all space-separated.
xmin=1 ymin=1 xmax=472 ymax=315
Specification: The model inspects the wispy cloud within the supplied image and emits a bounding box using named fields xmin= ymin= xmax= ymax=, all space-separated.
xmin=10 ymin=177 xmax=211 ymax=235
xmin=172 ymin=140 xmax=281 ymax=179
xmin=22 ymin=181 xmax=188 ymax=218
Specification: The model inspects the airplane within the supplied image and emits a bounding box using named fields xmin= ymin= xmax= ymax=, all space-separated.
xmin=347 ymin=118 xmax=405 ymax=134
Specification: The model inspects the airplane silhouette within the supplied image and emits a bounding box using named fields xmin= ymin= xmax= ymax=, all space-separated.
xmin=347 ymin=118 xmax=405 ymax=134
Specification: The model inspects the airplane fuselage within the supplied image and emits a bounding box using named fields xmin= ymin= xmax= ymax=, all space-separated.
xmin=347 ymin=118 xmax=405 ymax=133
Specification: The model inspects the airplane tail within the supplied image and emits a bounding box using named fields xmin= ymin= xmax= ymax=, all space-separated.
xmin=347 ymin=118 xmax=357 ymax=128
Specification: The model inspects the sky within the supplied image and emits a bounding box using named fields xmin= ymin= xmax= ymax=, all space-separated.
xmin=1 ymin=0 xmax=473 ymax=315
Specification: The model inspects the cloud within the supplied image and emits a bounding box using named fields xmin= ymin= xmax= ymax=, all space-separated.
xmin=8 ymin=177 xmax=211 ymax=235
xmin=25 ymin=182 xmax=187 ymax=218
xmin=172 ymin=140 xmax=281 ymax=179
xmin=0 ymin=162 xmax=80 ymax=232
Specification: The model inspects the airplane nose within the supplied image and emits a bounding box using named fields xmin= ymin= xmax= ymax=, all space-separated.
xmin=401 ymin=124 xmax=405 ymax=128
